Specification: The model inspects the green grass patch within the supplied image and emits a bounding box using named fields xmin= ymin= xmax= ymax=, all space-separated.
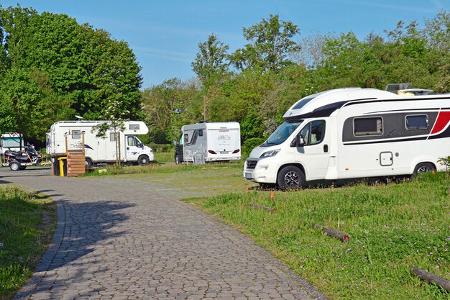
xmin=186 ymin=173 xmax=450 ymax=299
xmin=0 ymin=187 xmax=56 ymax=299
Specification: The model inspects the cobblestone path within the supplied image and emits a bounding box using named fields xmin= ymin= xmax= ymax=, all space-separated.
xmin=1 ymin=168 xmax=324 ymax=300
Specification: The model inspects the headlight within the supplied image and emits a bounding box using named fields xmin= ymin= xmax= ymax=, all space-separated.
xmin=260 ymin=149 xmax=280 ymax=158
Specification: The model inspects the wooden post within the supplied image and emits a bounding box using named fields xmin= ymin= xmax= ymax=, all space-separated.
xmin=411 ymin=267 xmax=450 ymax=292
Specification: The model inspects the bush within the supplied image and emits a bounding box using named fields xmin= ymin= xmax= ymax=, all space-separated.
xmin=242 ymin=137 xmax=266 ymax=158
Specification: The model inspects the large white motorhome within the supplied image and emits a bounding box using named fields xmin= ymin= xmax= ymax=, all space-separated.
xmin=0 ymin=133 xmax=24 ymax=155
xmin=177 ymin=122 xmax=241 ymax=163
xmin=244 ymin=88 xmax=450 ymax=189
xmin=47 ymin=120 xmax=154 ymax=166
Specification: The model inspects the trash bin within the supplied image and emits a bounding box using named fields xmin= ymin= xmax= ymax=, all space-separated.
xmin=57 ymin=157 xmax=67 ymax=176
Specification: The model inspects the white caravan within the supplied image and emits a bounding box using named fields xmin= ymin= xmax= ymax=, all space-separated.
xmin=244 ymin=88 xmax=450 ymax=189
xmin=46 ymin=120 xmax=154 ymax=166
xmin=0 ymin=133 xmax=24 ymax=155
xmin=179 ymin=122 xmax=241 ymax=163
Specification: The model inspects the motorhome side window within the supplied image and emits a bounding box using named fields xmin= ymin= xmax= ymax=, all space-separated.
xmin=110 ymin=132 xmax=118 ymax=141
xmin=353 ymin=117 xmax=383 ymax=136
xmin=72 ymin=130 xmax=81 ymax=139
xmin=184 ymin=134 xmax=189 ymax=144
xmin=299 ymin=120 xmax=326 ymax=145
xmin=405 ymin=115 xmax=428 ymax=130
xmin=198 ymin=129 xmax=203 ymax=137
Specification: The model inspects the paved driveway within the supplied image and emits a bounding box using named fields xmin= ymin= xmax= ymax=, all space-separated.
xmin=1 ymin=167 xmax=324 ymax=300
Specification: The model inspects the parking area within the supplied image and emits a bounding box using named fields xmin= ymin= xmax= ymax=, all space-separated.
xmin=0 ymin=167 xmax=323 ymax=299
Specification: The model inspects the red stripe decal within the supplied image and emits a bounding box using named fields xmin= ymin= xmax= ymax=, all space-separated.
xmin=431 ymin=111 xmax=450 ymax=134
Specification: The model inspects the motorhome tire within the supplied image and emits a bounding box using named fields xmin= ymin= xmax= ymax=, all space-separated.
xmin=85 ymin=157 xmax=93 ymax=169
xmin=9 ymin=161 xmax=20 ymax=171
xmin=277 ymin=166 xmax=305 ymax=190
xmin=138 ymin=155 xmax=150 ymax=165
xmin=413 ymin=162 xmax=435 ymax=177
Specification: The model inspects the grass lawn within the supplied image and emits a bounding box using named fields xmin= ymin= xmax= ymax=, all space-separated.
xmin=186 ymin=173 xmax=450 ymax=299
xmin=0 ymin=187 xmax=56 ymax=299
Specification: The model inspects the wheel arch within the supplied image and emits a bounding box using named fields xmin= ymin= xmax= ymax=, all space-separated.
xmin=277 ymin=163 xmax=306 ymax=179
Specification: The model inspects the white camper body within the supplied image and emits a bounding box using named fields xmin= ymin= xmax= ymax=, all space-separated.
xmin=244 ymin=88 xmax=450 ymax=188
xmin=0 ymin=133 xmax=24 ymax=155
xmin=46 ymin=121 xmax=154 ymax=165
xmin=181 ymin=122 xmax=241 ymax=163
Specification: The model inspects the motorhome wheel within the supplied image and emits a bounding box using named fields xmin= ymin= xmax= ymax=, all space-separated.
xmin=413 ymin=162 xmax=435 ymax=177
xmin=85 ymin=157 xmax=93 ymax=169
xmin=9 ymin=161 xmax=20 ymax=171
xmin=277 ymin=166 xmax=305 ymax=190
xmin=138 ymin=155 xmax=150 ymax=165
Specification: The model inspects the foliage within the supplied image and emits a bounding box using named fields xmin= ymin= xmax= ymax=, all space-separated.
xmin=242 ymin=137 xmax=266 ymax=158
xmin=189 ymin=173 xmax=450 ymax=299
xmin=144 ymin=12 xmax=449 ymax=146
xmin=192 ymin=34 xmax=229 ymax=85
xmin=229 ymin=15 xmax=300 ymax=72
xmin=0 ymin=187 xmax=55 ymax=298
xmin=0 ymin=6 xmax=142 ymax=144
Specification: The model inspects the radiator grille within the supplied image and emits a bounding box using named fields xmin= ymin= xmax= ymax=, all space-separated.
xmin=246 ymin=159 xmax=258 ymax=169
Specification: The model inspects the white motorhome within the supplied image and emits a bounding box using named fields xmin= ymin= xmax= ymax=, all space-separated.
xmin=47 ymin=120 xmax=154 ymax=166
xmin=244 ymin=88 xmax=450 ymax=189
xmin=177 ymin=122 xmax=241 ymax=163
xmin=0 ymin=133 xmax=24 ymax=155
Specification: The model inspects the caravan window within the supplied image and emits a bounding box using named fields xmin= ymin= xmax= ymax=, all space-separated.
xmin=184 ymin=134 xmax=189 ymax=144
xmin=198 ymin=129 xmax=203 ymax=137
xmin=110 ymin=132 xmax=119 ymax=141
xmin=127 ymin=136 xmax=137 ymax=146
xmin=354 ymin=117 xmax=383 ymax=136
xmin=299 ymin=120 xmax=326 ymax=145
xmin=405 ymin=115 xmax=428 ymax=130
xmin=72 ymin=130 xmax=81 ymax=140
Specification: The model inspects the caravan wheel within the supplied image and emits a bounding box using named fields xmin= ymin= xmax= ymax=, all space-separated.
xmin=138 ymin=155 xmax=150 ymax=165
xmin=277 ymin=165 xmax=305 ymax=190
xmin=413 ymin=162 xmax=435 ymax=177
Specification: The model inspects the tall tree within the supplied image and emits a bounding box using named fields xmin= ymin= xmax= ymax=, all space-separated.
xmin=229 ymin=15 xmax=301 ymax=72
xmin=0 ymin=6 xmax=142 ymax=143
xmin=192 ymin=34 xmax=229 ymax=85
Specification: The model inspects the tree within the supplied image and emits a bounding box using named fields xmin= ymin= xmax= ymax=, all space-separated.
xmin=0 ymin=6 xmax=142 ymax=144
xmin=229 ymin=15 xmax=301 ymax=72
xmin=192 ymin=34 xmax=229 ymax=84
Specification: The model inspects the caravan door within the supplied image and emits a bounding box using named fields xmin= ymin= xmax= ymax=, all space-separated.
xmin=296 ymin=120 xmax=330 ymax=180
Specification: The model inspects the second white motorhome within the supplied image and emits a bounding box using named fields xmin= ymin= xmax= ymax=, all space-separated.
xmin=47 ymin=120 xmax=154 ymax=167
xmin=244 ymin=88 xmax=450 ymax=189
xmin=176 ymin=122 xmax=241 ymax=163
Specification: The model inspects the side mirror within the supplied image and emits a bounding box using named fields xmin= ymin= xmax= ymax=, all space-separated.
xmin=291 ymin=135 xmax=305 ymax=147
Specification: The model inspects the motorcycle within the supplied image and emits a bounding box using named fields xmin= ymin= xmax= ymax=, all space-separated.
xmin=2 ymin=144 xmax=42 ymax=171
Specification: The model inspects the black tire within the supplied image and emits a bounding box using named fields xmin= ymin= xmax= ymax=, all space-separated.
xmin=277 ymin=165 xmax=305 ymax=190
xmin=175 ymin=154 xmax=182 ymax=164
xmin=85 ymin=157 xmax=93 ymax=169
xmin=9 ymin=161 xmax=20 ymax=171
xmin=412 ymin=162 xmax=435 ymax=177
xmin=138 ymin=155 xmax=150 ymax=165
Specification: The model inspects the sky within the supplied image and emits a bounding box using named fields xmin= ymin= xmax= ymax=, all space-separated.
xmin=1 ymin=0 xmax=449 ymax=88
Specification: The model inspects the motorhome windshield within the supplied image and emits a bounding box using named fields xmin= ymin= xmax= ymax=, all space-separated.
xmin=262 ymin=121 xmax=302 ymax=146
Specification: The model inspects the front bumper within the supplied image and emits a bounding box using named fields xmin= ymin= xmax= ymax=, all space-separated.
xmin=243 ymin=159 xmax=277 ymax=184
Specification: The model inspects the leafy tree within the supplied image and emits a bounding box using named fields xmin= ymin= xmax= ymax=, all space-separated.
xmin=229 ymin=15 xmax=300 ymax=72
xmin=0 ymin=6 xmax=142 ymax=144
xmin=192 ymin=34 xmax=229 ymax=85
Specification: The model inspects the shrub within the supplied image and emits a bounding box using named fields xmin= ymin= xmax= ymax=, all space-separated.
xmin=242 ymin=137 xmax=266 ymax=158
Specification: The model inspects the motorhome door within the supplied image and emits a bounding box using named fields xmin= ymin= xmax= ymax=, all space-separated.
xmin=125 ymin=135 xmax=141 ymax=162
xmin=297 ymin=120 xmax=330 ymax=180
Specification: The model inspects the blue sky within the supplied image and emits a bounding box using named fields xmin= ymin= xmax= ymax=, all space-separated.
xmin=1 ymin=0 xmax=449 ymax=88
